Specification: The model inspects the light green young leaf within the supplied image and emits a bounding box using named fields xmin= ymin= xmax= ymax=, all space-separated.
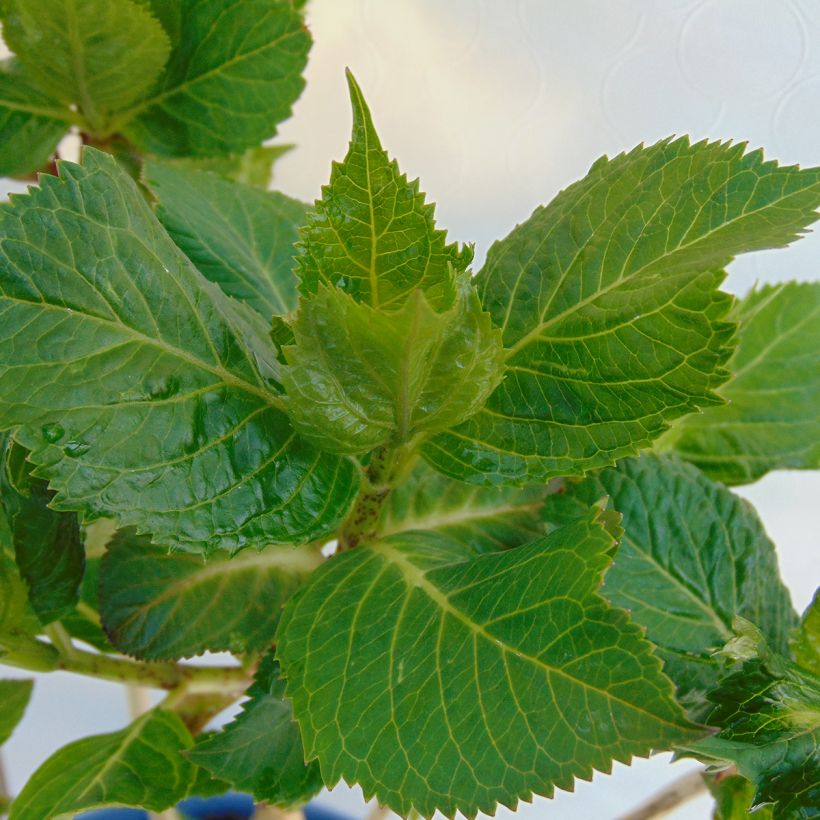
xmin=100 ymin=528 xmax=321 ymax=660
xmin=424 ymin=140 xmax=820 ymax=485
xmin=542 ymin=453 xmax=796 ymax=717
xmin=684 ymin=621 xmax=820 ymax=819
xmin=0 ymin=149 xmax=358 ymax=553
xmin=0 ymin=60 xmax=69 ymax=178
xmin=188 ymin=654 xmax=322 ymax=807
xmin=1 ymin=437 xmax=84 ymax=625
xmin=378 ymin=459 xmax=550 ymax=552
xmin=9 ymin=708 xmax=196 ymax=819
xmin=793 ymin=590 xmax=820 ymax=676
xmin=0 ymin=678 xmax=33 ymax=746
xmin=659 ymin=282 xmax=820 ymax=485
xmin=167 ymin=145 xmax=294 ymax=189
xmin=1 ymin=0 xmax=170 ymax=131
xmin=282 ymin=282 xmax=504 ymax=454
xmin=705 ymin=772 xmax=774 ymax=820
xmin=297 ymin=71 xmax=473 ymax=310
xmin=123 ymin=0 xmax=310 ymax=157
xmin=277 ymin=508 xmax=697 ymax=819
xmin=144 ymin=160 xmax=307 ymax=318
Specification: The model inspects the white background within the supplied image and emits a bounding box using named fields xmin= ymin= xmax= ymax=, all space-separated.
xmin=2 ymin=1 xmax=820 ymax=818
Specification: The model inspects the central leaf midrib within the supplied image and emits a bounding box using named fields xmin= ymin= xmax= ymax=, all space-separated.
xmin=380 ymin=500 xmax=543 ymax=538
xmin=373 ymin=542 xmax=687 ymax=728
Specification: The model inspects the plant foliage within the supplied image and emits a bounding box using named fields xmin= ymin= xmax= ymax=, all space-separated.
xmin=0 ymin=5 xmax=818 ymax=819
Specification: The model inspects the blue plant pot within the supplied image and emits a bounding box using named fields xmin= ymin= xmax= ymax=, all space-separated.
xmin=78 ymin=794 xmax=354 ymax=820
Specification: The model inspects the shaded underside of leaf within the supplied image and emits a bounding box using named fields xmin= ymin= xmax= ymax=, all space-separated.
xmin=278 ymin=509 xmax=696 ymax=818
xmin=378 ymin=459 xmax=550 ymax=552
xmin=100 ymin=528 xmax=320 ymax=660
xmin=296 ymin=71 xmax=471 ymax=310
xmin=0 ymin=678 xmax=33 ymax=746
xmin=188 ymin=654 xmax=322 ymax=807
xmin=542 ymin=453 xmax=796 ymax=717
xmin=124 ymin=0 xmax=310 ymax=156
xmin=144 ymin=160 xmax=307 ymax=318
xmin=660 ymin=281 xmax=820 ymax=485
xmin=0 ymin=149 xmax=358 ymax=553
xmin=424 ymin=138 xmax=820 ymax=485
xmin=9 ymin=708 xmax=196 ymax=820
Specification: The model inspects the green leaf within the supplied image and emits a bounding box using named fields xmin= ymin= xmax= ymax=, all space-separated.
xmin=0 ymin=510 xmax=39 ymax=651
xmin=123 ymin=0 xmax=310 ymax=157
xmin=144 ymin=160 xmax=307 ymax=318
xmin=1 ymin=0 xmax=170 ymax=131
xmin=0 ymin=149 xmax=358 ymax=552
xmin=277 ymin=507 xmax=697 ymax=818
xmin=168 ymin=144 xmax=294 ymax=189
xmin=684 ymin=621 xmax=820 ymax=819
xmin=9 ymin=708 xmax=196 ymax=819
xmin=100 ymin=528 xmax=321 ymax=660
xmin=378 ymin=459 xmax=551 ymax=552
xmin=0 ymin=60 xmax=69 ymax=178
xmin=659 ymin=282 xmax=820 ymax=485
xmin=1 ymin=437 xmax=84 ymax=624
xmin=0 ymin=678 xmax=33 ymax=746
xmin=188 ymin=654 xmax=322 ymax=807
xmin=424 ymin=140 xmax=820 ymax=485
xmin=705 ymin=772 xmax=774 ymax=820
xmin=542 ymin=453 xmax=796 ymax=717
xmin=60 ymin=556 xmax=112 ymax=653
xmin=282 ymin=282 xmax=504 ymax=454
xmin=793 ymin=590 xmax=820 ymax=677
xmin=296 ymin=71 xmax=473 ymax=311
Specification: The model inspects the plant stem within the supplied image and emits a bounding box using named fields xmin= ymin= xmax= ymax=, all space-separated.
xmin=616 ymin=769 xmax=708 ymax=820
xmin=2 ymin=637 xmax=248 ymax=692
xmin=338 ymin=444 xmax=417 ymax=550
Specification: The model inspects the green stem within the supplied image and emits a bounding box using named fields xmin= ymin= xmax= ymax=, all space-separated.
xmin=338 ymin=443 xmax=418 ymax=550
xmin=2 ymin=637 xmax=247 ymax=692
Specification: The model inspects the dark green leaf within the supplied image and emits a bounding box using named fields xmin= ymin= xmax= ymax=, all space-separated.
xmin=123 ymin=0 xmax=310 ymax=157
xmin=793 ymin=590 xmax=820 ymax=676
xmin=188 ymin=654 xmax=322 ymax=807
xmin=282 ymin=282 xmax=504 ymax=454
xmin=378 ymin=459 xmax=550 ymax=552
xmin=543 ymin=453 xmax=796 ymax=717
xmin=0 ymin=509 xmax=39 ymax=651
xmin=9 ymin=708 xmax=196 ymax=819
xmin=425 ymin=140 xmax=820 ymax=485
xmin=60 ymin=556 xmax=112 ymax=653
xmin=0 ymin=60 xmax=68 ymax=178
xmin=1 ymin=0 xmax=170 ymax=131
xmin=277 ymin=507 xmax=696 ymax=818
xmin=144 ymin=160 xmax=307 ymax=318
xmin=0 ymin=149 xmax=358 ymax=553
xmin=100 ymin=528 xmax=321 ymax=660
xmin=661 ymin=282 xmax=820 ymax=485
xmin=0 ymin=678 xmax=33 ymax=746
xmin=1 ymin=437 xmax=84 ymax=624
xmin=296 ymin=71 xmax=472 ymax=310
xmin=684 ymin=621 xmax=820 ymax=819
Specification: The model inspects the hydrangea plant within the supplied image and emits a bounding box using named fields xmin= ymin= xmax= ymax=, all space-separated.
xmin=0 ymin=2 xmax=818 ymax=818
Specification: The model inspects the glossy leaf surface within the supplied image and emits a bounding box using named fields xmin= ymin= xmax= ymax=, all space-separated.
xmin=124 ymin=0 xmax=310 ymax=156
xmin=661 ymin=282 xmax=820 ymax=485
xmin=1 ymin=0 xmax=170 ymax=130
xmin=100 ymin=529 xmax=320 ymax=660
xmin=188 ymin=655 xmax=322 ymax=807
xmin=543 ymin=453 xmax=796 ymax=716
xmin=297 ymin=71 xmax=472 ymax=310
xmin=282 ymin=283 xmax=504 ymax=454
xmin=0 ymin=150 xmax=358 ymax=552
xmin=378 ymin=459 xmax=550 ymax=552
xmin=0 ymin=60 xmax=68 ymax=177
xmin=145 ymin=160 xmax=306 ymax=318
xmin=9 ymin=708 xmax=196 ymax=819
xmin=0 ymin=678 xmax=32 ymax=746
xmin=278 ymin=508 xmax=696 ymax=818
xmin=425 ymin=140 xmax=820 ymax=485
